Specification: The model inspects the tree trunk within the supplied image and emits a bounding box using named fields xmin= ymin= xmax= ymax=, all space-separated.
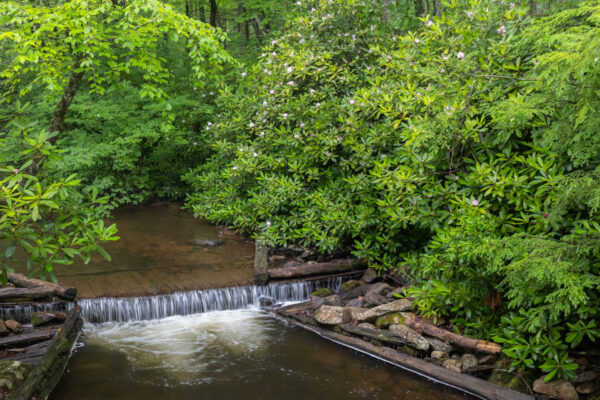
xmin=251 ymin=19 xmax=264 ymax=45
xmin=433 ymin=0 xmax=442 ymax=16
xmin=48 ymin=60 xmax=84 ymax=142
xmin=209 ymin=0 xmax=218 ymax=27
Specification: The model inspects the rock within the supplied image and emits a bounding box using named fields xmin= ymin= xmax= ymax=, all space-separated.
xmin=431 ymin=350 xmax=448 ymax=360
xmin=340 ymin=280 xmax=363 ymax=293
xmin=577 ymin=370 xmax=598 ymax=383
xmin=258 ymin=296 xmax=276 ymax=308
xmin=345 ymin=307 xmax=369 ymax=321
xmin=361 ymin=268 xmax=378 ymax=283
xmin=576 ymin=382 xmax=596 ymax=394
xmin=311 ymin=296 xmax=326 ymax=309
xmin=341 ymin=282 xmax=372 ymax=300
xmin=461 ymin=353 xmax=478 ymax=370
xmin=533 ymin=377 xmax=579 ymax=400
xmin=355 ymin=299 xmax=413 ymax=322
xmin=357 ymin=322 xmax=377 ymax=330
xmin=443 ymin=359 xmax=463 ymax=373
xmin=311 ymin=288 xmax=332 ymax=297
xmin=345 ymin=297 xmax=364 ymax=308
xmin=366 ymin=282 xmax=393 ymax=296
xmin=389 ymin=324 xmax=430 ymax=351
xmin=386 ymin=287 xmax=404 ymax=299
xmin=189 ymin=238 xmax=225 ymax=248
xmin=323 ymin=294 xmax=343 ymax=307
xmin=0 ymin=361 xmax=31 ymax=392
xmin=478 ymin=355 xmax=495 ymax=366
xmin=375 ymin=313 xmax=406 ymax=329
xmin=427 ymin=338 xmax=453 ymax=353
xmin=5 ymin=320 xmax=23 ymax=334
xmin=0 ymin=321 xmax=8 ymax=336
xmin=282 ymin=260 xmax=301 ymax=268
xmin=364 ymin=291 xmax=389 ymax=307
xmin=31 ymin=311 xmax=67 ymax=327
xmin=315 ymin=305 xmax=351 ymax=325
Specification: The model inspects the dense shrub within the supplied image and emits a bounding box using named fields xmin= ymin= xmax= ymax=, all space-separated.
xmin=186 ymin=0 xmax=600 ymax=380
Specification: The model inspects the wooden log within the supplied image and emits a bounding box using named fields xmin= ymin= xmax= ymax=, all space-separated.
xmin=254 ymin=241 xmax=269 ymax=285
xmin=2 ymin=340 xmax=52 ymax=365
xmin=339 ymin=324 xmax=407 ymax=346
xmin=272 ymin=311 xmax=531 ymax=400
xmin=0 ymin=287 xmax=55 ymax=303
xmin=403 ymin=313 xmax=501 ymax=354
xmin=7 ymin=272 xmax=77 ymax=301
xmin=31 ymin=311 xmax=67 ymax=327
xmin=0 ymin=326 xmax=59 ymax=348
xmin=268 ymin=259 xmax=365 ymax=279
xmin=8 ymin=306 xmax=83 ymax=400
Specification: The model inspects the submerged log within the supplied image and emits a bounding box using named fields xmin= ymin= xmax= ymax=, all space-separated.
xmin=339 ymin=324 xmax=407 ymax=346
xmin=7 ymin=273 xmax=77 ymax=301
xmin=273 ymin=311 xmax=531 ymax=400
xmin=0 ymin=326 xmax=59 ymax=348
xmin=7 ymin=306 xmax=83 ymax=400
xmin=268 ymin=259 xmax=365 ymax=279
xmin=403 ymin=313 xmax=501 ymax=354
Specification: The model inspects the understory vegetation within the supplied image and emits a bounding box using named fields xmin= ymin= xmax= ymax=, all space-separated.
xmin=1 ymin=0 xmax=599 ymax=384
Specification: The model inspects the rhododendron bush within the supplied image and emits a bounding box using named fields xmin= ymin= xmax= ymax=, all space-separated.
xmin=186 ymin=0 xmax=600 ymax=380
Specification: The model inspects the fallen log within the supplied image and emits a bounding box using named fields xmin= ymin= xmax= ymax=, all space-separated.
xmin=0 ymin=326 xmax=59 ymax=348
xmin=272 ymin=311 xmax=531 ymax=400
xmin=340 ymin=324 xmax=407 ymax=346
xmin=403 ymin=313 xmax=501 ymax=354
xmin=2 ymin=340 xmax=52 ymax=365
xmin=0 ymin=287 xmax=56 ymax=303
xmin=8 ymin=306 xmax=83 ymax=400
xmin=7 ymin=273 xmax=77 ymax=301
xmin=268 ymin=259 xmax=365 ymax=279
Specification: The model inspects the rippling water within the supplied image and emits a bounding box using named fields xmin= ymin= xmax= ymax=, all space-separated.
xmin=51 ymin=309 xmax=473 ymax=400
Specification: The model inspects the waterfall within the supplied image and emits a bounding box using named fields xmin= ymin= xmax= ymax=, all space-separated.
xmin=77 ymin=277 xmax=342 ymax=323
xmin=0 ymin=302 xmax=69 ymax=323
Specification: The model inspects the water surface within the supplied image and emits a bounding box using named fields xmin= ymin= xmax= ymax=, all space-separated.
xmin=51 ymin=309 xmax=473 ymax=400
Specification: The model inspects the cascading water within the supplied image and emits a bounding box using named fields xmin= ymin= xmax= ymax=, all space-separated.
xmin=77 ymin=277 xmax=342 ymax=323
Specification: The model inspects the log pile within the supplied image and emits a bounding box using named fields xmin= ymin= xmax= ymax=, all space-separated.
xmin=0 ymin=274 xmax=81 ymax=399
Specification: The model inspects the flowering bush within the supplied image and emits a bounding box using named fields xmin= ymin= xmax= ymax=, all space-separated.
xmin=186 ymin=0 xmax=600 ymax=380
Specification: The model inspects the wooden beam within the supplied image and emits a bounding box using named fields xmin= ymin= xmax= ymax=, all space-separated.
xmin=0 ymin=326 xmax=59 ymax=348
xmin=7 ymin=272 xmax=77 ymax=301
xmin=268 ymin=259 xmax=365 ymax=279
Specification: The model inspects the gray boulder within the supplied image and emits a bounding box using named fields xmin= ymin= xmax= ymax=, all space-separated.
xmin=315 ymin=305 xmax=351 ymax=325
xmin=361 ymin=268 xmax=378 ymax=283
xmin=428 ymin=338 xmax=453 ymax=353
xmin=355 ymin=299 xmax=413 ymax=321
xmin=364 ymin=291 xmax=389 ymax=307
xmin=461 ymin=353 xmax=478 ymax=370
xmin=533 ymin=377 xmax=579 ymax=400
xmin=443 ymin=359 xmax=463 ymax=373
xmin=389 ymin=324 xmax=430 ymax=351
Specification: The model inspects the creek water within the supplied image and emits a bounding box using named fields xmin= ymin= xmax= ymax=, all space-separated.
xmin=29 ymin=203 xmax=472 ymax=399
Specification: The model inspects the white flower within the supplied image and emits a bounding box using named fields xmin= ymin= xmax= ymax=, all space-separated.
xmin=294 ymin=134 xmax=299 ymax=139
xmin=467 ymin=11 xmax=474 ymax=18
xmin=426 ymin=20 xmax=433 ymax=27
xmin=457 ymin=51 xmax=465 ymax=60
xmin=299 ymin=122 xmax=305 ymax=128
xmin=272 ymin=40 xmax=277 ymax=45
xmin=241 ymin=72 xmax=247 ymax=78
xmin=253 ymin=152 xmax=258 ymax=157
xmin=263 ymin=101 xmax=268 ymax=107
xmin=283 ymin=113 xmax=288 ymax=119
xmin=315 ymin=102 xmax=321 ymax=108
xmin=296 ymin=1 xmax=301 ymax=5
xmin=287 ymin=66 xmax=294 ymax=74
xmin=497 ymin=25 xmax=506 ymax=35
xmin=310 ymin=89 xmax=316 ymax=95
xmin=287 ymin=81 xmax=295 ymax=86
xmin=270 ymin=89 xmax=275 ymax=94
xmin=249 ymin=122 xmax=255 ymax=128
xmin=266 ymin=221 xmax=272 ymax=227
xmin=414 ymin=38 xmax=420 ymax=44
xmin=349 ymin=99 xmax=355 ymax=105
xmin=232 ymin=166 xmax=238 ymax=170
xmin=260 ymin=131 xmax=265 ymax=136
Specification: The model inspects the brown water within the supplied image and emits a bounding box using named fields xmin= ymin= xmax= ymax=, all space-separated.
xmin=51 ymin=309 xmax=473 ymax=400
xmin=44 ymin=202 xmax=255 ymax=298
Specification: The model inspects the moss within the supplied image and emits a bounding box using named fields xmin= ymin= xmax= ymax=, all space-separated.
xmin=340 ymin=280 xmax=362 ymax=292
xmin=488 ymin=358 xmax=532 ymax=393
xmin=311 ymin=288 xmax=333 ymax=297
xmin=375 ymin=313 xmax=406 ymax=329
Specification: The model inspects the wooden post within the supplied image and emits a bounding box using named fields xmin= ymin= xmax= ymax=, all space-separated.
xmin=254 ymin=241 xmax=269 ymax=285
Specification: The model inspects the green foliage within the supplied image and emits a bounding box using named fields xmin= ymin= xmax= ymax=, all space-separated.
xmin=0 ymin=106 xmax=118 ymax=282
xmin=0 ymin=0 xmax=231 ymax=102
xmin=186 ymin=0 xmax=600 ymax=380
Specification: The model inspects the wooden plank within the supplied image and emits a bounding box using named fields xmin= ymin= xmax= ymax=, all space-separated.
xmin=272 ymin=312 xmax=532 ymax=400
xmin=339 ymin=324 xmax=407 ymax=346
xmin=268 ymin=259 xmax=365 ymax=279
xmin=7 ymin=272 xmax=77 ymax=301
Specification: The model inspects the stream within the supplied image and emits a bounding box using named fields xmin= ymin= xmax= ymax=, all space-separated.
xmin=33 ymin=203 xmax=472 ymax=399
